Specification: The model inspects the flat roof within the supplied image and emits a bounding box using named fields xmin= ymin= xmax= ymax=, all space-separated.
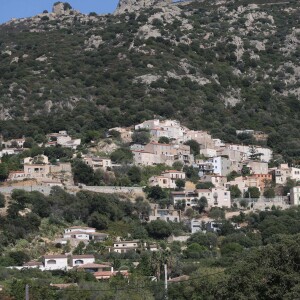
xmin=71 ymin=255 xmax=95 ymax=259
xmin=43 ymin=255 xmax=67 ymax=259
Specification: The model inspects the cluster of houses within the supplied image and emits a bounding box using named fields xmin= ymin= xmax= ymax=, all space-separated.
xmin=130 ymin=119 xmax=272 ymax=168
xmin=56 ymin=226 xmax=158 ymax=254
xmin=15 ymin=225 xmax=160 ymax=279
xmin=0 ymin=136 xmax=27 ymax=158
xmin=46 ymin=131 xmax=81 ymax=150
xmin=55 ymin=226 xmax=109 ymax=247
xmin=19 ymin=254 xmax=129 ymax=280
xmin=0 ymin=131 xmax=81 ymax=151
xmin=114 ymin=119 xmax=300 ymax=209
xmin=8 ymin=154 xmax=72 ymax=186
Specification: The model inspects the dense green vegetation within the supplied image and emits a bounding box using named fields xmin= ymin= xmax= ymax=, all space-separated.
xmin=1 ymin=187 xmax=300 ymax=298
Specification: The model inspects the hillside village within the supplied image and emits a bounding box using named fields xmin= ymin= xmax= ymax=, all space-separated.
xmin=2 ymin=118 xmax=299 ymax=204
xmin=0 ymin=117 xmax=299 ymax=289
xmin=0 ymin=0 xmax=300 ymax=297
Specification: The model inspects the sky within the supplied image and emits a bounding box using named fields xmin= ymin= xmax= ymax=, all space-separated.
xmin=0 ymin=0 xmax=119 ymax=24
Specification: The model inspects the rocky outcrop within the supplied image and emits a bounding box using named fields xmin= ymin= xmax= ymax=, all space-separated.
xmin=114 ymin=0 xmax=172 ymax=15
xmin=52 ymin=2 xmax=71 ymax=15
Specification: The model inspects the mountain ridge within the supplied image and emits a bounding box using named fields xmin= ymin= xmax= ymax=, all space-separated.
xmin=0 ymin=0 xmax=299 ymax=161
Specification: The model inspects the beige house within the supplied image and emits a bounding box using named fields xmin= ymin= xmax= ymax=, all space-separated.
xmin=50 ymin=163 xmax=72 ymax=173
xmin=24 ymin=155 xmax=50 ymax=180
xmin=247 ymin=161 xmax=269 ymax=175
xmin=133 ymin=142 xmax=193 ymax=166
xmin=227 ymin=144 xmax=273 ymax=163
xmin=184 ymin=130 xmax=215 ymax=148
xmin=83 ymin=156 xmax=112 ymax=171
xmin=217 ymin=147 xmax=246 ymax=162
xmin=135 ymin=119 xmax=185 ymax=140
xmin=200 ymin=148 xmax=217 ymax=158
xmin=171 ymin=188 xmax=231 ymax=209
xmin=148 ymin=205 xmax=181 ymax=222
xmin=149 ymin=170 xmax=185 ymax=189
xmin=274 ymin=164 xmax=300 ymax=185
xmin=199 ymin=175 xmax=227 ymax=188
xmin=226 ymin=176 xmax=260 ymax=195
xmin=132 ymin=150 xmax=163 ymax=166
xmin=8 ymin=156 xmax=72 ymax=184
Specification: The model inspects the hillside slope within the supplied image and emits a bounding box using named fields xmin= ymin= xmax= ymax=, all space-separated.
xmin=0 ymin=0 xmax=299 ymax=160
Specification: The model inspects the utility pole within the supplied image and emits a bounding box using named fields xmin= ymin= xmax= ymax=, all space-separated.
xmin=25 ymin=284 xmax=29 ymax=300
xmin=164 ymin=264 xmax=168 ymax=300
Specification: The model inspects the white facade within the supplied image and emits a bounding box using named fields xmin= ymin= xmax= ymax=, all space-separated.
xmin=110 ymin=240 xmax=146 ymax=253
xmin=57 ymin=135 xmax=72 ymax=145
xmin=63 ymin=227 xmax=96 ymax=240
xmin=209 ymin=156 xmax=231 ymax=176
xmin=43 ymin=255 xmax=68 ymax=271
xmin=200 ymin=148 xmax=217 ymax=158
xmin=0 ymin=149 xmax=17 ymax=157
xmin=171 ymin=188 xmax=231 ymax=209
xmin=71 ymin=255 xmax=95 ymax=267
xmin=64 ymin=227 xmax=96 ymax=234
xmin=227 ymin=144 xmax=272 ymax=162
xmin=290 ymin=186 xmax=300 ymax=206
xmin=47 ymin=131 xmax=81 ymax=149
xmin=135 ymin=119 xmax=185 ymax=140
xmin=63 ymin=231 xmax=90 ymax=240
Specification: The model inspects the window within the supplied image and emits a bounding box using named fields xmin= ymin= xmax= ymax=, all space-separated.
xmin=47 ymin=260 xmax=57 ymax=265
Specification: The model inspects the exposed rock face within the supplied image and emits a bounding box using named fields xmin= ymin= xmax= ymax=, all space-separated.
xmin=115 ymin=0 xmax=172 ymax=15
xmin=52 ymin=2 xmax=71 ymax=15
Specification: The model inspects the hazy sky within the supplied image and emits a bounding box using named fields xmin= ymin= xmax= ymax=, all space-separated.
xmin=0 ymin=0 xmax=119 ymax=24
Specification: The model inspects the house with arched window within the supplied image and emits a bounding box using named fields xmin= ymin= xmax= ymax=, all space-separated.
xmin=43 ymin=255 xmax=68 ymax=270
xmin=71 ymin=255 xmax=95 ymax=267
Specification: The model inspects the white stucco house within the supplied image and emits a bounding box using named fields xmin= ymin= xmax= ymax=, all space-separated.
xmin=71 ymin=255 xmax=95 ymax=267
xmin=43 ymin=255 xmax=68 ymax=271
